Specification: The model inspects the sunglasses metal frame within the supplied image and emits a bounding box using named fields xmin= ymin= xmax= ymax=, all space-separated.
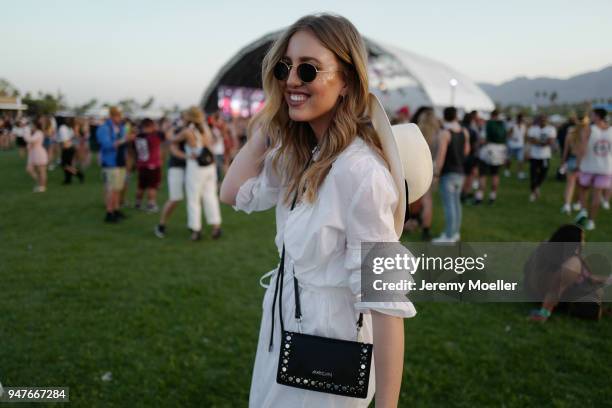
xmin=274 ymin=60 xmax=339 ymax=83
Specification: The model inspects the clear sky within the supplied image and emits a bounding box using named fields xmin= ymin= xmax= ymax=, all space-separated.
xmin=2 ymin=0 xmax=610 ymax=107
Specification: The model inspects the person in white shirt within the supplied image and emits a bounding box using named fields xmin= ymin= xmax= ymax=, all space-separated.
xmin=179 ymin=107 xmax=222 ymax=241
xmin=57 ymin=117 xmax=82 ymax=184
xmin=219 ymin=14 xmax=416 ymax=407
xmin=505 ymin=113 xmax=527 ymax=179
xmin=575 ymin=108 xmax=612 ymax=230
xmin=526 ymin=115 xmax=557 ymax=201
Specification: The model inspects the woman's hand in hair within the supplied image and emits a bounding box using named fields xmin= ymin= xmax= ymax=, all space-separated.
xmin=219 ymin=126 xmax=268 ymax=206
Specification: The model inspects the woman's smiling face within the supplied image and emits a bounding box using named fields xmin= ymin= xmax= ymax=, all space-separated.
xmin=281 ymin=30 xmax=346 ymax=136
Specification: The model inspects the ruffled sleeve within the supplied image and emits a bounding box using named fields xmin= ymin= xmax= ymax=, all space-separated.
xmin=233 ymin=148 xmax=282 ymax=213
xmin=343 ymin=158 xmax=417 ymax=318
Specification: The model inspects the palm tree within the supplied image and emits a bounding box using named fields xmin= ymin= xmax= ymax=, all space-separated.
xmin=141 ymin=96 xmax=155 ymax=110
xmin=550 ymin=91 xmax=558 ymax=105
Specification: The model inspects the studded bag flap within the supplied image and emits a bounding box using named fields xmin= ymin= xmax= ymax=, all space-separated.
xmin=276 ymin=321 xmax=373 ymax=398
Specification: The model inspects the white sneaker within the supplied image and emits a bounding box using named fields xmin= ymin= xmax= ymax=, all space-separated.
xmin=451 ymin=233 xmax=461 ymax=242
xmin=575 ymin=209 xmax=588 ymax=223
xmin=561 ymin=203 xmax=571 ymax=214
xmin=572 ymin=202 xmax=582 ymax=212
xmin=146 ymin=203 xmax=160 ymax=213
xmin=585 ymin=219 xmax=595 ymax=231
xmin=529 ymin=193 xmax=536 ymax=202
xmin=517 ymin=172 xmax=527 ymax=180
xmin=602 ymin=200 xmax=610 ymax=210
xmin=432 ymin=234 xmax=456 ymax=244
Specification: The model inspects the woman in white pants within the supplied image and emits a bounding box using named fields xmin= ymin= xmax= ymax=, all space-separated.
xmin=182 ymin=107 xmax=222 ymax=241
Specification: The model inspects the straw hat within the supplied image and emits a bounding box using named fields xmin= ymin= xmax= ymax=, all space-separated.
xmin=369 ymin=93 xmax=433 ymax=238
xmin=184 ymin=106 xmax=205 ymax=124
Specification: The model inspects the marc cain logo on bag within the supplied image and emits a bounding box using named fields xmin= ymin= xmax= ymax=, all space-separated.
xmin=311 ymin=370 xmax=333 ymax=378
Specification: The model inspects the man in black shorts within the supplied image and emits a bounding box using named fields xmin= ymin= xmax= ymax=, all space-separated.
xmin=134 ymin=118 xmax=165 ymax=213
xmin=474 ymin=110 xmax=507 ymax=205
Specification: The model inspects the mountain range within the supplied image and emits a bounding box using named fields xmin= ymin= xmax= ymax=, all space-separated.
xmin=478 ymin=65 xmax=612 ymax=106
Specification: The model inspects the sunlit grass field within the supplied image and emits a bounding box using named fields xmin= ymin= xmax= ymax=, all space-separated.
xmin=1 ymin=148 xmax=611 ymax=407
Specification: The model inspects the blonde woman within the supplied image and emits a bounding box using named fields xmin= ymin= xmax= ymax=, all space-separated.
xmin=561 ymin=116 xmax=589 ymax=214
xmin=221 ymin=14 xmax=415 ymax=408
xmin=178 ymin=107 xmax=222 ymax=241
xmin=412 ymin=106 xmax=440 ymax=240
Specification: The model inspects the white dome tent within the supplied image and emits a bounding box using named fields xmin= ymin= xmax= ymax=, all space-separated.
xmin=200 ymin=30 xmax=494 ymax=115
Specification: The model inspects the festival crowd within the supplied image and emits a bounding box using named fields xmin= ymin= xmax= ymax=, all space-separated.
xmin=0 ymin=106 xmax=250 ymax=241
xmin=394 ymin=106 xmax=612 ymax=241
xmin=1 ymin=104 xmax=610 ymax=241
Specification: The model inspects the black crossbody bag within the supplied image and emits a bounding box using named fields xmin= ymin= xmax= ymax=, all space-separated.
xmin=196 ymin=147 xmax=214 ymax=166
xmin=268 ymin=151 xmax=373 ymax=399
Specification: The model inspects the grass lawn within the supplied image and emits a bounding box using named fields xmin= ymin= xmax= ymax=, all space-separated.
xmin=1 ymin=149 xmax=611 ymax=407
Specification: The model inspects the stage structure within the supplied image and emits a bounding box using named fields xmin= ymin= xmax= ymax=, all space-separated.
xmin=201 ymin=30 xmax=494 ymax=117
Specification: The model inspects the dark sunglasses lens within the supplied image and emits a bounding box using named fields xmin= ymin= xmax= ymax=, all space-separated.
xmin=273 ymin=62 xmax=289 ymax=80
xmin=297 ymin=63 xmax=317 ymax=82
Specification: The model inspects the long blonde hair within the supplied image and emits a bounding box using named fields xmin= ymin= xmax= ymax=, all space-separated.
xmin=249 ymin=13 xmax=385 ymax=204
xmin=566 ymin=115 xmax=590 ymax=153
xmin=417 ymin=108 xmax=440 ymax=150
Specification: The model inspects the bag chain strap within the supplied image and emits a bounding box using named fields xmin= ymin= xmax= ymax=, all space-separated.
xmin=268 ymin=146 xmax=363 ymax=352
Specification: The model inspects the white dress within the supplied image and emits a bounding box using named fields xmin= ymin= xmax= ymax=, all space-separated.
xmin=235 ymin=137 xmax=417 ymax=408
xmin=185 ymin=126 xmax=222 ymax=230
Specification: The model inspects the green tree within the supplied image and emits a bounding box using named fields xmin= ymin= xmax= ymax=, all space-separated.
xmin=0 ymin=78 xmax=20 ymax=97
xmin=22 ymin=91 xmax=67 ymax=116
xmin=550 ymin=91 xmax=558 ymax=105
xmin=117 ymin=98 xmax=138 ymax=116
xmin=74 ymin=98 xmax=98 ymax=115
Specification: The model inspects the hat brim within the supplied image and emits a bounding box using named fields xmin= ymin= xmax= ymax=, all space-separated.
xmin=369 ymin=93 xmax=433 ymax=238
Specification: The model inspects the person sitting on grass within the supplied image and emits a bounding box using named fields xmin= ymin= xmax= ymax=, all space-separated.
xmin=524 ymin=224 xmax=611 ymax=322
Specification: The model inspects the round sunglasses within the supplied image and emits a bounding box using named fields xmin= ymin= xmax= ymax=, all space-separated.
xmin=273 ymin=60 xmax=338 ymax=83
